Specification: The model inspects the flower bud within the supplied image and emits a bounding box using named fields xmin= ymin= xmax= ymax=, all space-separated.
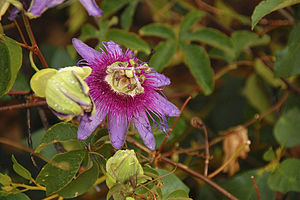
xmin=30 ymin=66 xmax=95 ymax=120
xmin=106 ymin=150 xmax=143 ymax=189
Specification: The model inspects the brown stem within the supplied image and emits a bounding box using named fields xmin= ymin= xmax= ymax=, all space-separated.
xmin=0 ymin=101 xmax=47 ymax=112
xmin=157 ymin=96 xmax=192 ymax=154
xmin=13 ymin=19 xmax=28 ymax=46
xmin=7 ymin=90 xmax=31 ymax=95
xmin=251 ymin=176 xmax=261 ymax=200
xmin=243 ymin=91 xmax=290 ymax=128
xmin=191 ymin=117 xmax=210 ymax=176
xmin=27 ymin=104 xmax=38 ymax=169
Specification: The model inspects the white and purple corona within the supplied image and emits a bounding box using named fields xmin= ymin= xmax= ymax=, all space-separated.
xmin=73 ymin=39 xmax=180 ymax=150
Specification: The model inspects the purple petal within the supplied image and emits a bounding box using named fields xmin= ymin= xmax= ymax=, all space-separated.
xmin=104 ymin=41 xmax=124 ymax=58
xmin=147 ymin=72 xmax=170 ymax=87
xmin=77 ymin=109 xmax=106 ymax=140
xmin=29 ymin=0 xmax=64 ymax=16
xmin=8 ymin=7 xmax=21 ymax=21
xmin=72 ymin=38 xmax=102 ymax=65
xmin=133 ymin=112 xmax=155 ymax=150
xmin=108 ymin=114 xmax=129 ymax=149
xmin=79 ymin=0 xmax=102 ymax=16
xmin=154 ymin=93 xmax=180 ymax=117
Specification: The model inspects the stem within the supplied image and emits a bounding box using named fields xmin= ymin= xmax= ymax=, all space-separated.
xmin=157 ymin=96 xmax=192 ymax=154
xmin=29 ymin=51 xmax=40 ymax=72
xmin=0 ymin=100 xmax=47 ymax=111
xmin=251 ymin=176 xmax=261 ymax=200
xmin=7 ymin=90 xmax=30 ymax=95
xmin=27 ymin=104 xmax=39 ymax=169
xmin=190 ymin=117 xmax=210 ymax=176
xmin=42 ymin=194 xmax=59 ymax=200
xmin=13 ymin=19 xmax=28 ymax=45
xmin=12 ymin=183 xmax=45 ymax=191
xmin=208 ymin=141 xmax=251 ymax=179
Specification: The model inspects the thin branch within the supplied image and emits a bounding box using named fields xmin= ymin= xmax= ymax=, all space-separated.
xmin=7 ymin=90 xmax=30 ymax=95
xmin=27 ymin=105 xmax=38 ymax=169
xmin=191 ymin=117 xmax=210 ymax=176
xmin=13 ymin=19 xmax=28 ymax=46
xmin=0 ymin=100 xmax=47 ymax=112
xmin=157 ymin=96 xmax=192 ymax=154
xmin=251 ymin=176 xmax=261 ymax=200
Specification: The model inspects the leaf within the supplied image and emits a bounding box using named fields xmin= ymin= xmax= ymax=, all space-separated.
xmin=254 ymin=59 xmax=285 ymax=88
xmin=251 ymin=0 xmax=300 ymax=29
xmin=243 ymin=74 xmax=275 ymax=123
xmin=68 ymin=0 xmax=87 ymax=34
xmin=268 ymin=158 xmax=300 ymax=193
xmin=36 ymin=150 xmax=86 ymax=196
xmin=0 ymin=173 xmax=12 ymax=186
xmin=11 ymin=155 xmax=32 ymax=181
xmin=121 ymin=0 xmax=138 ymax=30
xmin=2 ymin=193 xmax=31 ymax=200
xmin=156 ymin=169 xmax=190 ymax=200
xmin=232 ymin=31 xmax=270 ymax=56
xmin=58 ymin=159 xmax=99 ymax=198
xmin=101 ymin=0 xmax=130 ymax=18
xmin=182 ymin=28 xmax=235 ymax=59
xmin=0 ymin=36 xmax=22 ymax=97
xmin=149 ymin=40 xmax=177 ymax=72
xmin=139 ymin=23 xmax=176 ymax=40
xmin=274 ymin=24 xmax=300 ymax=78
xmin=179 ymin=11 xmax=205 ymax=39
xmin=181 ymin=43 xmax=214 ymax=95
xmin=166 ymin=189 xmax=190 ymax=200
xmin=107 ymin=28 xmax=150 ymax=54
xmin=263 ymin=147 xmax=276 ymax=162
xmin=274 ymin=108 xmax=300 ymax=148
xmin=221 ymin=169 xmax=275 ymax=200
xmin=0 ymin=23 xmax=3 ymax=34
xmin=35 ymin=122 xmax=80 ymax=152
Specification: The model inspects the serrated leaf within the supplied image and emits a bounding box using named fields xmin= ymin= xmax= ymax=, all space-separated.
xmin=107 ymin=28 xmax=150 ymax=54
xmin=35 ymin=122 xmax=79 ymax=152
xmin=274 ymin=24 xmax=300 ymax=78
xmin=11 ymin=155 xmax=32 ymax=181
xmin=182 ymin=28 xmax=235 ymax=58
xmin=121 ymin=0 xmax=138 ymax=30
xmin=58 ymin=159 xmax=99 ymax=198
xmin=268 ymin=158 xmax=300 ymax=193
xmin=243 ymin=74 xmax=275 ymax=123
xmin=0 ymin=36 xmax=22 ymax=97
xmin=139 ymin=23 xmax=176 ymax=40
xmin=251 ymin=0 xmax=300 ymax=29
xmin=232 ymin=31 xmax=270 ymax=56
xmin=179 ymin=11 xmax=205 ymax=39
xmin=274 ymin=108 xmax=300 ymax=147
xmin=149 ymin=40 xmax=177 ymax=72
xmin=181 ymin=43 xmax=214 ymax=95
xmin=101 ymin=0 xmax=130 ymax=18
xmin=0 ymin=173 xmax=12 ymax=186
xmin=156 ymin=169 xmax=190 ymax=200
xmin=36 ymin=150 xmax=86 ymax=196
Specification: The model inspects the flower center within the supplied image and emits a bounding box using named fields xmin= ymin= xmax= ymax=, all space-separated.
xmin=105 ymin=59 xmax=151 ymax=96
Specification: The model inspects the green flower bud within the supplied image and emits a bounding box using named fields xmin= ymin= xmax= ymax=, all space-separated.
xmin=106 ymin=150 xmax=143 ymax=189
xmin=30 ymin=66 xmax=95 ymax=120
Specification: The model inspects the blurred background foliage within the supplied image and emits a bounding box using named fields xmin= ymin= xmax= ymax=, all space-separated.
xmin=1 ymin=0 xmax=300 ymax=199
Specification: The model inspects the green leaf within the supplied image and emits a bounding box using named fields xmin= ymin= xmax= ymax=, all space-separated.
xmin=101 ymin=0 xmax=130 ymax=18
xmin=274 ymin=24 xmax=300 ymax=78
xmin=11 ymin=155 xmax=32 ymax=181
xmin=156 ymin=169 xmax=190 ymax=200
xmin=268 ymin=158 xmax=300 ymax=193
xmin=107 ymin=28 xmax=150 ymax=54
xmin=182 ymin=28 xmax=235 ymax=58
xmin=149 ymin=40 xmax=177 ymax=72
xmin=68 ymin=1 xmax=87 ymax=34
xmin=2 ymin=193 xmax=31 ymax=200
xmin=36 ymin=150 xmax=86 ymax=196
xmin=0 ymin=36 xmax=22 ymax=97
xmin=251 ymin=0 xmax=300 ymax=29
xmin=254 ymin=59 xmax=285 ymax=88
xmin=232 ymin=31 xmax=270 ymax=56
xmin=0 ymin=173 xmax=12 ymax=186
xmin=222 ymin=169 xmax=275 ymax=200
xmin=121 ymin=0 xmax=138 ymax=30
xmin=274 ymin=108 xmax=300 ymax=148
xmin=58 ymin=159 xmax=99 ymax=198
xmin=166 ymin=189 xmax=190 ymax=199
xmin=243 ymin=74 xmax=275 ymax=123
xmin=0 ymin=23 xmax=3 ymax=34
xmin=263 ymin=147 xmax=276 ymax=162
xmin=179 ymin=11 xmax=205 ymax=39
xmin=139 ymin=23 xmax=176 ymax=40
xmin=181 ymin=43 xmax=214 ymax=95
xmin=35 ymin=122 xmax=79 ymax=152
xmin=208 ymin=48 xmax=235 ymax=63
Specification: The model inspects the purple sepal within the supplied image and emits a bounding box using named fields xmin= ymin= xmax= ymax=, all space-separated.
xmin=108 ymin=113 xmax=129 ymax=149
xmin=79 ymin=0 xmax=102 ymax=16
